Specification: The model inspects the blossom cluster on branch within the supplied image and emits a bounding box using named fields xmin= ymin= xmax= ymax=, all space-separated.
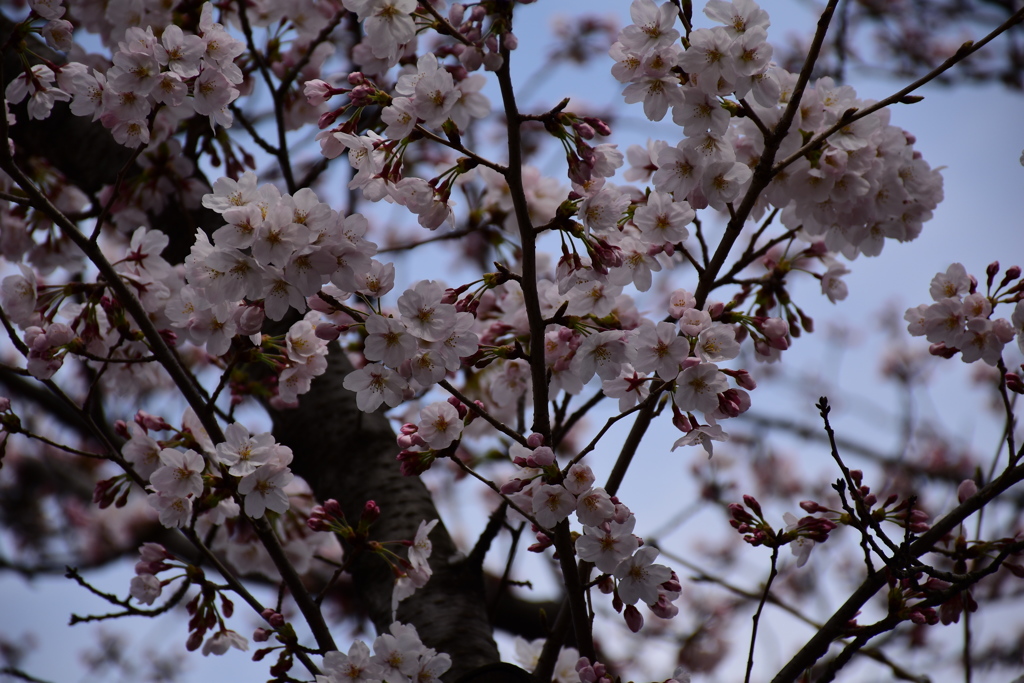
xmin=0 ymin=0 xmax=1022 ymax=681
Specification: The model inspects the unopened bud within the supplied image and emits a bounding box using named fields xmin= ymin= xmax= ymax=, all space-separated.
xmin=317 ymin=109 xmax=340 ymax=130
xmin=186 ymin=631 xmax=204 ymax=651
xmin=623 ymin=604 xmax=643 ymax=633
xmin=583 ymin=116 xmax=612 ymax=136
xmin=929 ymin=342 xmax=958 ymax=359
xmin=324 ymin=499 xmax=344 ymax=518
xmin=361 ymin=500 xmax=381 ymax=524
xmin=742 ymin=495 xmax=762 ymax=517
xmin=957 ymin=479 xmax=978 ymax=503
xmin=237 ymin=305 xmax=264 ymax=336
xmin=531 ymin=446 xmax=555 ymax=467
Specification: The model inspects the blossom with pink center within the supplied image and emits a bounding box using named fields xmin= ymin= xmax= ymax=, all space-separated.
xmin=614 ymin=546 xmax=672 ymax=606
xmin=574 ymin=330 xmax=633 ymax=384
xmin=417 ymin=402 xmax=463 ymax=449
xmin=364 ymin=314 xmax=417 ymax=367
xmin=575 ymin=487 xmax=615 ymax=527
xmin=215 ymin=423 xmax=275 ymax=477
xmin=633 ymin=191 xmax=694 ymax=244
xmin=149 ymin=448 xmax=205 ymax=498
xmin=633 ymin=321 xmax=688 ymax=379
xmin=122 ymin=423 xmax=162 ymax=479
xmin=343 ymin=362 xmax=408 ymax=412
xmin=397 ymin=280 xmax=457 ymax=343
xmin=696 ymin=323 xmax=740 ymax=363
xmin=147 ymin=492 xmax=193 ymax=528
xmin=603 ymin=365 xmax=651 ymax=412
xmin=5 ymin=64 xmax=70 ymax=120
xmin=576 ymin=516 xmax=639 ymax=573
xmin=317 ymin=641 xmax=383 ymax=683
xmin=673 ymin=362 xmax=729 ymax=414
xmin=238 ymin=464 xmax=293 ymax=518
xmin=532 ymin=484 xmax=577 ymax=529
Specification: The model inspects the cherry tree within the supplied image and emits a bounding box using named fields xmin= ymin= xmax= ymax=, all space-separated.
xmin=0 ymin=0 xmax=1022 ymax=682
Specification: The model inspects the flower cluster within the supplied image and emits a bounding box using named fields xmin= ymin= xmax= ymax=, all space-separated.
xmin=905 ymin=262 xmax=1022 ymax=366
xmin=499 ymin=443 xmax=681 ymax=632
xmin=340 ymin=280 xmax=481 ymax=412
xmin=314 ymin=621 xmax=451 ymax=683
xmin=120 ymin=408 xmax=295 ymax=527
xmin=8 ymin=2 xmax=245 ymax=145
xmin=614 ymin=0 xmax=942 ymax=261
xmin=128 ymin=542 xmax=175 ymax=606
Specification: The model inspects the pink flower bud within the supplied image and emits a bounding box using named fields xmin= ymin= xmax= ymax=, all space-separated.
xmin=500 ymin=478 xmax=526 ymax=494
xmin=236 ymin=305 xmax=264 ymax=335
xmin=303 ymin=79 xmax=333 ymax=106
xmin=531 ymin=446 xmax=555 ymax=467
xmin=649 ymin=594 xmax=679 ymax=619
xmin=361 ymin=500 xmax=381 ymax=523
xmin=483 ymin=51 xmax=504 ymax=71
xmin=929 ymin=344 xmax=958 ymax=360
xmin=584 ymin=116 xmax=612 ymax=136
xmin=261 ymin=609 xmax=286 ymax=628
xmin=135 ymin=410 xmax=171 ymax=431
xmin=742 ymin=495 xmax=762 ymax=517
xmin=957 ymin=479 xmax=978 ymax=503
xmin=185 ymin=631 xmax=203 ymax=651
xmin=623 ymin=604 xmax=644 ymax=633
xmin=324 ymin=499 xmax=344 ymax=518
xmin=526 ymin=432 xmax=545 ymax=448
xmin=313 ymin=321 xmax=342 ymax=339
xmin=317 ymin=109 xmax=340 ymax=130
xmin=447 ymin=396 xmax=468 ymax=419
xmin=573 ymin=121 xmax=595 ymax=139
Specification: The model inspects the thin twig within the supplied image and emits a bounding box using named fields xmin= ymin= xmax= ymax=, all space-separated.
xmin=744 ymin=544 xmax=779 ymax=683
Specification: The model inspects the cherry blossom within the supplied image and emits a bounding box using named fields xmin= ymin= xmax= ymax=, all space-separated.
xmin=614 ymin=546 xmax=672 ymax=606
xmin=673 ymin=362 xmax=729 ymax=413
xmin=343 ymin=363 xmax=408 ymax=412
xmin=238 ymin=464 xmax=293 ymax=518
xmin=417 ymin=402 xmax=463 ymax=449
xmin=316 ymin=641 xmax=383 ymax=683
xmin=576 ymin=515 xmax=640 ymax=573
xmin=149 ymin=448 xmax=205 ymax=498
